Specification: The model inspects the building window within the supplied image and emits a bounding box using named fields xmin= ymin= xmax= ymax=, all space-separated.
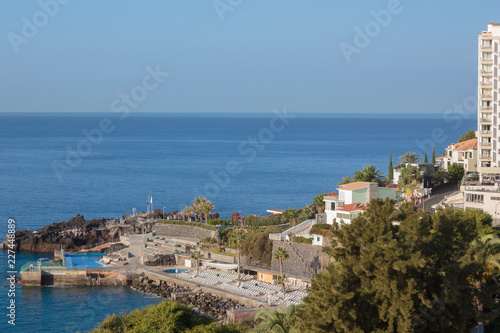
xmin=466 ymin=193 xmax=484 ymax=203
xmin=492 ymin=197 xmax=500 ymax=201
xmin=316 ymin=237 xmax=320 ymax=242
xmin=449 ymin=151 xmax=452 ymax=157
xmin=337 ymin=213 xmax=350 ymax=219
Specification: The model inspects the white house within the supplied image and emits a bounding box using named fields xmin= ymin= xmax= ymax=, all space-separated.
xmin=324 ymin=182 xmax=397 ymax=225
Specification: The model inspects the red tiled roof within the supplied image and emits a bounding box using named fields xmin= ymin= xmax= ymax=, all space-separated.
xmin=436 ymin=156 xmax=445 ymax=160
xmin=337 ymin=202 xmax=367 ymax=212
xmin=447 ymin=138 xmax=477 ymax=150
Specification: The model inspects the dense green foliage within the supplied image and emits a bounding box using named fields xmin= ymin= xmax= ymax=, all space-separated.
xmin=90 ymin=301 xmax=246 ymax=333
xmin=157 ymin=219 xmax=217 ymax=231
xmin=292 ymin=236 xmax=313 ymax=244
xmin=459 ymin=129 xmax=476 ymax=142
xmin=207 ymin=219 xmax=232 ymax=226
xmin=240 ymin=231 xmax=274 ymax=265
xmin=432 ymin=168 xmax=448 ymax=185
xmin=242 ymin=215 xmax=283 ymax=227
xmin=310 ymin=223 xmax=332 ymax=236
xmin=251 ymin=305 xmax=301 ymax=333
xmin=295 ymin=199 xmax=500 ymax=332
xmin=447 ymin=164 xmax=465 ymax=182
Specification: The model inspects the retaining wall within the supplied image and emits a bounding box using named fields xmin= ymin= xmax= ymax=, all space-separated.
xmin=271 ymin=241 xmax=330 ymax=279
xmin=153 ymin=224 xmax=216 ymax=240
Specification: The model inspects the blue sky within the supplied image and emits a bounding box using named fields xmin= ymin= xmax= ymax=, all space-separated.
xmin=0 ymin=0 xmax=498 ymax=113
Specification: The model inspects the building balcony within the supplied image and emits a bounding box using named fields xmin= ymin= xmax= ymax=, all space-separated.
xmin=481 ymin=81 xmax=493 ymax=87
xmin=481 ymin=58 xmax=494 ymax=64
xmin=480 ymin=142 xmax=492 ymax=147
xmin=481 ymin=44 xmax=493 ymax=50
xmin=481 ymin=130 xmax=492 ymax=136
xmin=480 ymin=154 xmax=491 ymax=159
xmin=481 ymin=105 xmax=493 ymax=110
xmin=481 ymin=94 xmax=493 ymax=100
xmin=481 ymin=69 xmax=493 ymax=75
xmin=480 ymin=118 xmax=492 ymax=123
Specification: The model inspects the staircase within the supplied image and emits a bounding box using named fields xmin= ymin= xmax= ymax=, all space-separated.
xmin=269 ymin=219 xmax=316 ymax=241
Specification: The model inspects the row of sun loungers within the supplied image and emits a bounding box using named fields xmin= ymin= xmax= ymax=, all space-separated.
xmin=173 ymin=269 xmax=308 ymax=304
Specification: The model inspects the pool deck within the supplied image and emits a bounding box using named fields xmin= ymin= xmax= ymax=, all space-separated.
xmin=141 ymin=266 xmax=264 ymax=306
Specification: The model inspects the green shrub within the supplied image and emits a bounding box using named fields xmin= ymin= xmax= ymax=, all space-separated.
xmin=241 ymin=232 xmax=273 ymax=265
xmin=157 ymin=219 xmax=217 ymax=231
xmin=207 ymin=219 xmax=232 ymax=226
xmin=293 ymin=236 xmax=313 ymax=244
xmin=310 ymin=224 xmax=332 ymax=236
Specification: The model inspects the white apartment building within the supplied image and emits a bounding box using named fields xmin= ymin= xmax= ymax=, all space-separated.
xmin=478 ymin=23 xmax=500 ymax=171
xmin=460 ymin=23 xmax=500 ymax=225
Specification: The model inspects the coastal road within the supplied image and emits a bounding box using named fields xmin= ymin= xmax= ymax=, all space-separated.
xmin=417 ymin=183 xmax=461 ymax=211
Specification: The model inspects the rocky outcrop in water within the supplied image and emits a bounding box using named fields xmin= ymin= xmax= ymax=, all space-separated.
xmin=130 ymin=276 xmax=250 ymax=320
xmin=2 ymin=214 xmax=121 ymax=253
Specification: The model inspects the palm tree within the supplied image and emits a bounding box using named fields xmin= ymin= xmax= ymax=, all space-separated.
xmin=277 ymin=275 xmax=288 ymax=300
xmin=312 ymin=194 xmax=326 ymax=213
xmin=338 ymin=176 xmax=354 ymax=185
xmin=471 ymin=234 xmax=500 ymax=271
xmin=190 ymin=251 xmax=203 ymax=277
xmin=353 ymin=164 xmax=384 ymax=182
xmin=181 ymin=206 xmax=194 ymax=221
xmin=192 ymin=197 xmax=205 ymax=221
xmin=200 ymin=199 xmax=215 ymax=223
xmin=283 ymin=208 xmax=299 ymax=227
xmin=233 ymin=232 xmax=245 ymax=286
xmin=398 ymin=151 xmax=422 ymax=164
xmin=251 ymin=305 xmax=301 ymax=333
xmin=469 ymin=234 xmax=500 ymax=323
xmin=273 ymin=247 xmax=289 ymax=277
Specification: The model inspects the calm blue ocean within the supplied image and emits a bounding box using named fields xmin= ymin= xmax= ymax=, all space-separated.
xmin=0 ymin=112 xmax=474 ymax=332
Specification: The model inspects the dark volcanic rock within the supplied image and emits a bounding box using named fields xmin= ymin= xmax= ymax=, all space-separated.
xmin=2 ymin=214 xmax=120 ymax=253
xmin=130 ymin=275 xmax=251 ymax=320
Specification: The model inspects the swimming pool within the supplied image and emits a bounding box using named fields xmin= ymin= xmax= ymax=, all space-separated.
xmin=65 ymin=253 xmax=107 ymax=268
xmin=164 ymin=269 xmax=187 ymax=274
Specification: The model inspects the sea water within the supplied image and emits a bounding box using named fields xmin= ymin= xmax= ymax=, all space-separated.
xmin=0 ymin=112 xmax=474 ymax=332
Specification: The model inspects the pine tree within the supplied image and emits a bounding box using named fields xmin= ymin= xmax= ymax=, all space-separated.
xmin=294 ymin=199 xmax=500 ymax=332
xmin=388 ymin=153 xmax=394 ymax=181
xmin=432 ymin=146 xmax=436 ymax=164
xmin=424 ymin=150 xmax=428 ymax=163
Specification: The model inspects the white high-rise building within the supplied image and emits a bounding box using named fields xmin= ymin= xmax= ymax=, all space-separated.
xmin=478 ymin=23 xmax=500 ymax=170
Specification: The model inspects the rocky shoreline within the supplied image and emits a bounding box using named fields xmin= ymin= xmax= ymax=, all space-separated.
xmin=129 ymin=275 xmax=253 ymax=320
xmin=2 ymin=213 xmax=156 ymax=253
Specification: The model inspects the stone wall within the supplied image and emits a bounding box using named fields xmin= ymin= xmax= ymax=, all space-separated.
xmin=271 ymin=240 xmax=330 ymax=279
xmin=153 ymin=224 xmax=216 ymax=240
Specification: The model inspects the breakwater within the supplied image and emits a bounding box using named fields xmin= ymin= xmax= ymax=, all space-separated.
xmin=130 ymin=275 xmax=252 ymax=320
